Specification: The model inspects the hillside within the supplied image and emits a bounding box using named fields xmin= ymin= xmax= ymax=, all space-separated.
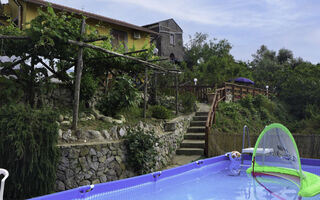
xmin=213 ymin=95 xmax=292 ymax=135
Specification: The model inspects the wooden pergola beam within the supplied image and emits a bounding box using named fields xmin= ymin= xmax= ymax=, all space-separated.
xmin=72 ymin=18 xmax=86 ymax=130
xmin=67 ymin=39 xmax=167 ymax=71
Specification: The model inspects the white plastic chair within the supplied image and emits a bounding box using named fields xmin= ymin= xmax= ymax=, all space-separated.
xmin=0 ymin=169 xmax=9 ymax=200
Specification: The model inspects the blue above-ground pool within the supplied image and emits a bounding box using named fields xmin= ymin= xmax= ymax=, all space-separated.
xmin=31 ymin=155 xmax=320 ymax=200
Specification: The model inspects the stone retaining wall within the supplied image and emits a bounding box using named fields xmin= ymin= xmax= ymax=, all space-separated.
xmin=55 ymin=114 xmax=193 ymax=191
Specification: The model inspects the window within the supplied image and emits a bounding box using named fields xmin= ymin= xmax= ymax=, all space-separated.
xmin=170 ymin=33 xmax=174 ymax=45
xmin=111 ymin=29 xmax=128 ymax=49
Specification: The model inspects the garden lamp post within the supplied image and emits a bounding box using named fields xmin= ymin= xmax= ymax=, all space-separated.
xmin=266 ymin=85 xmax=269 ymax=98
xmin=194 ymin=78 xmax=198 ymax=86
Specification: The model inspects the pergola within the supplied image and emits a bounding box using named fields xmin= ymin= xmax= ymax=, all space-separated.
xmin=0 ymin=18 xmax=182 ymax=130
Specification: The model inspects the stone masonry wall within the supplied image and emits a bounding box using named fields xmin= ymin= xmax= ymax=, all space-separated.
xmin=55 ymin=114 xmax=193 ymax=191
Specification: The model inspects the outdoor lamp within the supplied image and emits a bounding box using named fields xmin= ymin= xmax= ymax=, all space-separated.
xmin=194 ymin=78 xmax=198 ymax=86
xmin=153 ymin=48 xmax=159 ymax=55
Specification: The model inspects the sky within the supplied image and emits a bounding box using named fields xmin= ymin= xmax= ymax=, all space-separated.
xmin=41 ymin=0 xmax=320 ymax=64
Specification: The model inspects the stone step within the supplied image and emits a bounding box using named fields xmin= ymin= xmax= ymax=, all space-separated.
xmin=180 ymin=140 xmax=205 ymax=148
xmin=193 ymin=116 xmax=207 ymax=121
xmin=184 ymin=133 xmax=205 ymax=140
xmin=176 ymin=148 xmax=204 ymax=155
xmin=190 ymin=121 xmax=206 ymax=127
xmin=187 ymin=127 xmax=205 ymax=133
xmin=195 ymin=112 xmax=209 ymax=116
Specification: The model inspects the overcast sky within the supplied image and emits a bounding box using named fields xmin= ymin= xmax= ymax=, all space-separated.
xmin=46 ymin=0 xmax=319 ymax=64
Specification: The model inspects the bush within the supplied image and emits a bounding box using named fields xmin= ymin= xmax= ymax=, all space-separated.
xmin=0 ymin=104 xmax=59 ymax=199
xmin=124 ymin=127 xmax=159 ymax=174
xmin=180 ymin=92 xmax=196 ymax=113
xmin=97 ymin=75 xmax=141 ymax=117
xmin=150 ymin=105 xmax=172 ymax=119
xmin=80 ymin=72 xmax=99 ymax=104
xmin=0 ymin=77 xmax=24 ymax=107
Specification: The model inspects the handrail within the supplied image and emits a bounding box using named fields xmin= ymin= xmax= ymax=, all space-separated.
xmin=205 ymin=87 xmax=226 ymax=156
xmin=242 ymin=125 xmax=250 ymax=150
xmin=204 ymin=82 xmax=269 ymax=156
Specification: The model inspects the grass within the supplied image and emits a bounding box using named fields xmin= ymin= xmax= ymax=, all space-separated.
xmin=78 ymin=119 xmax=114 ymax=131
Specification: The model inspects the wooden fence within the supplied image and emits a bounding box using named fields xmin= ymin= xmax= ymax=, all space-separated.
xmin=204 ymin=83 xmax=274 ymax=156
xmin=208 ymin=132 xmax=320 ymax=159
xmin=170 ymin=85 xmax=215 ymax=102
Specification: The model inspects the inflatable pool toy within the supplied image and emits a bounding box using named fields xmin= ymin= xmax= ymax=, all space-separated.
xmin=247 ymin=123 xmax=320 ymax=197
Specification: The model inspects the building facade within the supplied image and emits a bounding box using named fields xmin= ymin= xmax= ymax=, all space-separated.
xmin=143 ymin=18 xmax=184 ymax=63
xmin=0 ymin=0 xmax=156 ymax=50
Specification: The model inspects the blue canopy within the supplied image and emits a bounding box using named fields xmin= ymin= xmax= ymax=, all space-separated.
xmin=234 ymin=77 xmax=254 ymax=84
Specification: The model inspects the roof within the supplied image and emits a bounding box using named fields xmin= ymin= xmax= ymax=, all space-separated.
xmin=143 ymin=18 xmax=183 ymax=32
xmin=22 ymin=0 xmax=158 ymax=35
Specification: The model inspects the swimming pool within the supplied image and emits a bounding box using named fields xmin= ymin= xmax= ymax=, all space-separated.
xmin=31 ymin=155 xmax=320 ymax=200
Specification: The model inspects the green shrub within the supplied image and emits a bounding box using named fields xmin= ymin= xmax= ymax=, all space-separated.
xmin=0 ymin=104 xmax=59 ymax=199
xmin=80 ymin=72 xmax=99 ymax=103
xmin=0 ymin=77 xmax=24 ymax=107
xmin=97 ymin=75 xmax=141 ymax=117
xmin=180 ymin=92 xmax=196 ymax=113
xmin=124 ymin=127 xmax=159 ymax=174
xmin=150 ymin=105 xmax=172 ymax=119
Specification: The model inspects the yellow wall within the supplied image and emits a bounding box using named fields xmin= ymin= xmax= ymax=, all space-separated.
xmin=16 ymin=0 xmax=150 ymax=50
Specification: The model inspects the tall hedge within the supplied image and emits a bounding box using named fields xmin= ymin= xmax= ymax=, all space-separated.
xmin=0 ymin=104 xmax=59 ymax=199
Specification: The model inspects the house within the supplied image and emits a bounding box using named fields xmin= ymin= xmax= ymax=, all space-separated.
xmin=143 ymin=18 xmax=183 ymax=63
xmin=0 ymin=0 xmax=157 ymax=50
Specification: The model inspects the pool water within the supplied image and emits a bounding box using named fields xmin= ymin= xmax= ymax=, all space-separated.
xmin=86 ymin=160 xmax=320 ymax=200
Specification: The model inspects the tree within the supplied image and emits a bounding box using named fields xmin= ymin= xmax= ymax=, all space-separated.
xmin=183 ymin=32 xmax=250 ymax=86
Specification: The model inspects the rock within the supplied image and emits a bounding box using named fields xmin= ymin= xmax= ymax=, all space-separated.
xmin=89 ymin=148 xmax=97 ymax=156
xmin=79 ymin=157 xmax=89 ymax=171
xmin=58 ymin=115 xmax=64 ymax=122
xmin=101 ymin=116 xmax=123 ymax=124
xmin=138 ymin=121 xmax=144 ymax=129
xmin=164 ymin=122 xmax=176 ymax=131
xmin=65 ymin=178 xmax=77 ymax=189
xmin=58 ymin=129 xmax=63 ymax=139
xmin=62 ymin=130 xmax=72 ymax=141
xmin=92 ymin=179 xmax=100 ymax=185
xmin=80 ymin=147 xmax=89 ymax=156
xmin=101 ymin=116 xmax=113 ymax=123
xmin=80 ymin=117 xmax=87 ymax=122
xmin=61 ymin=121 xmax=71 ymax=126
xmin=92 ymin=108 xmax=103 ymax=120
xmin=115 ymin=156 xmax=122 ymax=164
xmin=101 ymin=130 xmax=112 ymax=140
xmin=89 ymin=114 xmax=96 ymax=120
xmin=88 ymin=130 xmax=103 ymax=140
xmin=118 ymin=127 xmax=127 ymax=137
xmin=89 ymin=162 xmax=99 ymax=171
xmin=56 ymin=180 xmax=65 ymax=191
xmin=84 ymin=170 xmax=93 ymax=179
xmin=79 ymin=180 xmax=90 ymax=186
xmin=92 ymin=156 xmax=98 ymax=162
xmin=99 ymin=175 xmax=107 ymax=183
xmin=69 ymin=148 xmax=80 ymax=159
xmin=110 ymin=126 xmax=118 ymax=139
xmin=119 ymin=115 xmax=126 ymax=123
xmin=76 ymin=129 xmax=87 ymax=140
xmin=66 ymin=169 xmax=75 ymax=178
xmin=99 ymin=156 xmax=106 ymax=163
xmin=56 ymin=170 xmax=65 ymax=180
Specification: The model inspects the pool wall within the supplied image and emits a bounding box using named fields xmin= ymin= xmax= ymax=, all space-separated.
xmin=31 ymin=155 xmax=320 ymax=200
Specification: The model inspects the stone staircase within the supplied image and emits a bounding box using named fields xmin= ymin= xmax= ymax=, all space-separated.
xmin=176 ymin=112 xmax=208 ymax=155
